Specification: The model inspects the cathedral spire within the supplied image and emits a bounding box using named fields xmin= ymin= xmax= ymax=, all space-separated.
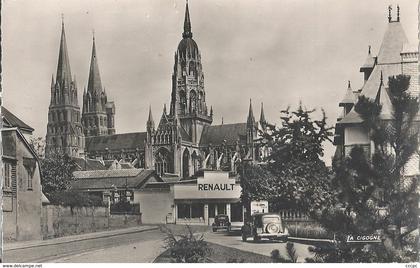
xmin=87 ymin=33 xmax=103 ymax=94
xmin=260 ymin=102 xmax=266 ymax=125
xmin=56 ymin=17 xmax=72 ymax=87
xmin=247 ymin=99 xmax=255 ymax=126
xmin=147 ymin=105 xmax=155 ymax=131
xmin=182 ymin=0 xmax=193 ymax=38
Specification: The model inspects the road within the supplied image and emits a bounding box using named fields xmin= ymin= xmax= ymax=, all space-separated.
xmin=205 ymin=230 xmax=313 ymax=262
xmin=3 ymin=226 xmax=313 ymax=263
xmin=3 ymin=228 xmax=166 ymax=263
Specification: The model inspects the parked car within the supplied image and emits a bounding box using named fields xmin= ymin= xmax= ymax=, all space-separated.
xmin=241 ymin=213 xmax=288 ymax=242
xmin=212 ymin=214 xmax=231 ymax=232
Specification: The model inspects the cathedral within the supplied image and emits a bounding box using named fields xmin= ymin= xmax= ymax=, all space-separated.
xmin=45 ymin=2 xmax=267 ymax=178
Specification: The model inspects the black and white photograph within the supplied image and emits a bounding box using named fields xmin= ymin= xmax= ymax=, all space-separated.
xmin=0 ymin=0 xmax=419 ymax=265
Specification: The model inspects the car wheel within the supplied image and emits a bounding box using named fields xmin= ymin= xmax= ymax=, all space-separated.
xmin=212 ymin=228 xmax=217 ymax=232
xmin=242 ymin=233 xmax=247 ymax=242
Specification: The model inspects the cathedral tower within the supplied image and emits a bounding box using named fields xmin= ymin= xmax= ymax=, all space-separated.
xmin=82 ymin=35 xmax=114 ymax=136
xmin=169 ymin=1 xmax=212 ymax=144
xmin=46 ymin=20 xmax=84 ymax=157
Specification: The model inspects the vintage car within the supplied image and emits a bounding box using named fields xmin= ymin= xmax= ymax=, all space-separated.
xmin=212 ymin=214 xmax=231 ymax=232
xmin=241 ymin=213 xmax=288 ymax=242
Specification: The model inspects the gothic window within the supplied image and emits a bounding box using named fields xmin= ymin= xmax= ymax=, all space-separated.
xmin=87 ymin=95 xmax=91 ymax=112
xmin=189 ymin=90 xmax=197 ymax=113
xmin=192 ymin=151 xmax=198 ymax=175
xmin=23 ymin=158 xmax=36 ymax=190
xmin=189 ymin=61 xmax=195 ymax=75
xmin=180 ymin=90 xmax=187 ymax=114
xmin=198 ymin=91 xmax=204 ymax=112
xmin=155 ymin=149 xmax=171 ymax=176
xmin=182 ymin=149 xmax=190 ymax=178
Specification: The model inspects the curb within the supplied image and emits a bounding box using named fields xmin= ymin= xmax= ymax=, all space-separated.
xmin=288 ymin=236 xmax=335 ymax=244
xmin=4 ymin=226 xmax=159 ymax=251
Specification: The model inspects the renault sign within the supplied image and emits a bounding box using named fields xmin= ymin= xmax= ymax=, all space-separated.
xmin=174 ymin=171 xmax=242 ymax=200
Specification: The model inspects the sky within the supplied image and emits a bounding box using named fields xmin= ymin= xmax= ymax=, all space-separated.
xmin=2 ymin=0 xmax=418 ymax=165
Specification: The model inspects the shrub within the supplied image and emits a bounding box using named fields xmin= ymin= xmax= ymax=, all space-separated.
xmin=286 ymin=221 xmax=333 ymax=239
xmin=110 ymin=200 xmax=140 ymax=215
xmin=48 ymin=191 xmax=105 ymax=208
xmin=160 ymin=225 xmax=212 ymax=263
xmin=270 ymin=242 xmax=298 ymax=263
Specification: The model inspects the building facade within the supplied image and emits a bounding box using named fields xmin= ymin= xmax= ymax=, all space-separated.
xmin=334 ymin=7 xmax=419 ymax=176
xmin=2 ymin=107 xmax=43 ymax=241
xmin=46 ymin=2 xmax=268 ymax=179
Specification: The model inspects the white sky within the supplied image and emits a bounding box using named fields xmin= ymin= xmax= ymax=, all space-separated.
xmin=2 ymin=0 xmax=418 ymax=165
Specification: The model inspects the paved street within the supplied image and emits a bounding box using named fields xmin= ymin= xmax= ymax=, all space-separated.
xmin=3 ymin=227 xmax=164 ymax=263
xmin=4 ymin=225 xmax=313 ymax=263
xmin=204 ymin=231 xmax=313 ymax=262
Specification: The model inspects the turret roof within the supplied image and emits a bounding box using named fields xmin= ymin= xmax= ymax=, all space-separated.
xmin=339 ymin=81 xmax=356 ymax=106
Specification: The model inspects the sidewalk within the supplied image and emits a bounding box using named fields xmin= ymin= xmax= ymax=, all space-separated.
xmin=4 ymin=225 xmax=159 ymax=251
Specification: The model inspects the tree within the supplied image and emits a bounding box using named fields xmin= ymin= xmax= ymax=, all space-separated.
xmin=311 ymin=75 xmax=419 ymax=262
xmin=29 ymin=136 xmax=46 ymax=159
xmin=240 ymin=104 xmax=334 ymax=213
xmin=40 ymin=150 xmax=78 ymax=200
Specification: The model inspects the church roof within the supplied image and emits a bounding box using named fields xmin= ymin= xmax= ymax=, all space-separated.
xmin=2 ymin=107 xmax=34 ymax=133
xmin=200 ymin=123 xmax=247 ymax=146
xmin=72 ymin=169 xmax=159 ymax=190
xmin=73 ymin=157 xmax=106 ymax=171
xmin=86 ymin=132 xmax=147 ymax=152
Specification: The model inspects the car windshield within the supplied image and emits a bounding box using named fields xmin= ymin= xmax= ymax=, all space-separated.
xmin=262 ymin=216 xmax=280 ymax=224
xmin=217 ymin=216 xmax=228 ymax=220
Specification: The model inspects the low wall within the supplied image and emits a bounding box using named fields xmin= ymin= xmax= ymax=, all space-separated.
xmin=41 ymin=205 xmax=142 ymax=239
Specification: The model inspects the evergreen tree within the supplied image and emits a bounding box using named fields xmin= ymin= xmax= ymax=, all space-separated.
xmin=311 ymin=75 xmax=419 ymax=262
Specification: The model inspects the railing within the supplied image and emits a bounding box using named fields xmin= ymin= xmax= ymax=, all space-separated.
xmin=278 ymin=210 xmax=312 ymax=221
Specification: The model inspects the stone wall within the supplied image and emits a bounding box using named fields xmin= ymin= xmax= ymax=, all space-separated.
xmin=41 ymin=205 xmax=142 ymax=239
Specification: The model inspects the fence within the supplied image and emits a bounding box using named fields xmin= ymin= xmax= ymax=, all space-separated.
xmin=278 ymin=210 xmax=333 ymax=239
xmin=278 ymin=210 xmax=312 ymax=222
xmin=41 ymin=205 xmax=142 ymax=239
